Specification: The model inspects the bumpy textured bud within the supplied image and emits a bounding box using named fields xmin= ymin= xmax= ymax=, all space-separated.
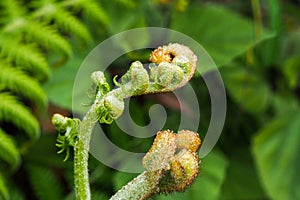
xmin=176 ymin=130 xmax=201 ymax=152
xmin=172 ymin=55 xmax=193 ymax=78
xmin=146 ymin=43 xmax=197 ymax=94
xmin=169 ymin=149 xmax=199 ymax=191
xmin=150 ymin=47 xmax=173 ymax=64
xmin=158 ymin=130 xmax=201 ymax=193
xmin=120 ymin=61 xmax=149 ymax=97
xmin=150 ymin=62 xmax=173 ymax=87
xmin=142 ymin=130 xmax=176 ymax=171
xmin=52 ymin=113 xmax=68 ymax=132
xmin=167 ymin=44 xmax=197 ymax=86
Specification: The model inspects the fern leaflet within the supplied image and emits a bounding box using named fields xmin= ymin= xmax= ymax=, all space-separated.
xmin=0 ymin=93 xmax=40 ymax=139
xmin=22 ymin=21 xmax=72 ymax=57
xmin=63 ymin=0 xmax=110 ymax=26
xmin=0 ymin=128 xmax=20 ymax=170
xmin=31 ymin=0 xmax=92 ymax=43
xmin=0 ymin=172 xmax=8 ymax=200
xmin=0 ymin=37 xmax=50 ymax=82
xmin=0 ymin=62 xmax=47 ymax=109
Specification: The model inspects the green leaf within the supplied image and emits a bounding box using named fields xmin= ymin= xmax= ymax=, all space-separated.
xmin=221 ymin=65 xmax=270 ymax=113
xmin=282 ymin=56 xmax=300 ymax=89
xmin=220 ymin=147 xmax=266 ymax=199
xmin=156 ymin=149 xmax=228 ymax=200
xmin=0 ymin=128 xmax=20 ymax=170
xmin=271 ymin=94 xmax=299 ymax=116
xmin=171 ymin=4 xmax=272 ymax=67
xmin=252 ymin=112 xmax=300 ymax=200
xmin=43 ymin=50 xmax=86 ymax=112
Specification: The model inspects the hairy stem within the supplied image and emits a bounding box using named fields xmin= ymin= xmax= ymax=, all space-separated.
xmin=110 ymin=171 xmax=162 ymax=200
xmin=74 ymin=104 xmax=97 ymax=200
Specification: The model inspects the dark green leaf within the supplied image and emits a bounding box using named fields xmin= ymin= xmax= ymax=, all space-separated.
xmin=252 ymin=112 xmax=300 ymax=200
xmin=220 ymin=147 xmax=266 ymax=199
xmin=221 ymin=65 xmax=270 ymax=113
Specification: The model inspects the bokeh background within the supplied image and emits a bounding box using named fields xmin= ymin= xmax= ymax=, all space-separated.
xmin=0 ymin=0 xmax=300 ymax=199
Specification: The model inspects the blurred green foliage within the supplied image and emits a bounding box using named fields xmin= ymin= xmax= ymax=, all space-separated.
xmin=0 ymin=0 xmax=300 ymax=199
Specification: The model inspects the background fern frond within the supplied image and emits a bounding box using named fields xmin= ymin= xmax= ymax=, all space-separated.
xmin=31 ymin=1 xmax=92 ymax=43
xmin=63 ymin=0 xmax=110 ymax=26
xmin=0 ymin=172 xmax=8 ymax=200
xmin=0 ymin=62 xmax=47 ymax=109
xmin=0 ymin=37 xmax=50 ymax=82
xmin=26 ymin=164 xmax=64 ymax=200
xmin=0 ymin=93 xmax=40 ymax=140
xmin=0 ymin=0 xmax=26 ymax=20
xmin=0 ymin=128 xmax=20 ymax=170
xmin=23 ymin=21 xmax=72 ymax=57
xmin=51 ymin=8 xmax=92 ymax=43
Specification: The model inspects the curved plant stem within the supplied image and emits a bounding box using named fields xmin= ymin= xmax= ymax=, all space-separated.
xmin=110 ymin=171 xmax=162 ymax=200
xmin=74 ymin=105 xmax=97 ymax=200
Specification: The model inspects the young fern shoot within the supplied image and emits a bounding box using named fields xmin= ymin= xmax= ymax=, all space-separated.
xmin=52 ymin=43 xmax=198 ymax=200
xmin=110 ymin=130 xmax=201 ymax=199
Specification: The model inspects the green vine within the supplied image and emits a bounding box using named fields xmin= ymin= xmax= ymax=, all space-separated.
xmin=52 ymin=43 xmax=199 ymax=199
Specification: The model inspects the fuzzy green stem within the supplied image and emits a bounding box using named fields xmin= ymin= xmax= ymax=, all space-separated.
xmin=109 ymin=171 xmax=162 ymax=200
xmin=74 ymin=104 xmax=98 ymax=200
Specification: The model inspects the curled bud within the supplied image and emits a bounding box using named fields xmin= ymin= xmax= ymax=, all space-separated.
xmin=52 ymin=114 xmax=68 ymax=132
xmin=146 ymin=43 xmax=197 ymax=93
xmin=104 ymin=95 xmax=125 ymax=119
xmin=96 ymin=95 xmax=125 ymax=124
xmin=119 ymin=61 xmax=149 ymax=97
xmin=52 ymin=114 xmax=80 ymax=161
xmin=172 ymin=55 xmax=193 ymax=78
xmin=91 ymin=71 xmax=110 ymax=96
xmin=150 ymin=62 xmax=173 ymax=87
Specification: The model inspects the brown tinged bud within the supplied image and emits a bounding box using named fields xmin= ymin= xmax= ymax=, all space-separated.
xmin=142 ymin=130 xmax=177 ymax=171
xmin=150 ymin=47 xmax=173 ymax=64
xmin=176 ymin=130 xmax=201 ymax=152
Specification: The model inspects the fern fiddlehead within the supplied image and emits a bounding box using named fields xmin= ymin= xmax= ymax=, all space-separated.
xmin=111 ymin=130 xmax=201 ymax=199
xmin=52 ymin=43 xmax=198 ymax=200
